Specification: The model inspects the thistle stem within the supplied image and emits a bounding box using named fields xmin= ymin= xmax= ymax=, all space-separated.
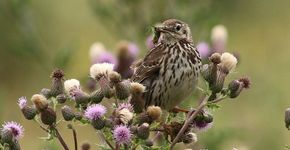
xmin=68 ymin=125 xmax=78 ymax=150
xmin=99 ymin=132 xmax=115 ymax=150
xmin=170 ymin=96 xmax=209 ymax=149
xmin=52 ymin=126 xmax=69 ymax=150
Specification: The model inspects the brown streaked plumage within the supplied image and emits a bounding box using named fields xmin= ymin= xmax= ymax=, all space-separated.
xmin=131 ymin=19 xmax=202 ymax=110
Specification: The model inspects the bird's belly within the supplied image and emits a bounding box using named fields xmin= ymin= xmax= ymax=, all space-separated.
xmin=164 ymin=71 xmax=197 ymax=109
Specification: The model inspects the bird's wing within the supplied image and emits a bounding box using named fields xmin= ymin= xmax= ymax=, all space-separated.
xmin=131 ymin=43 xmax=165 ymax=83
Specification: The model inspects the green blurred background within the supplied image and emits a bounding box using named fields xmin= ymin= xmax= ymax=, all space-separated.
xmin=1 ymin=0 xmax=290 ymax=149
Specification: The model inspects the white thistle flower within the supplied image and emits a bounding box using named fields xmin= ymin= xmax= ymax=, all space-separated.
xmin=130 ymin=82 xmax=146 ymax=93
xmin=118 ymin=108 xmax=134 ymax=124
xmin=220 ymin=52 xmax=237 ymax=73
xmin=90 ymin=63 xmax=114 ymax=80
xmin=89 ymin=42 xmax=106 ymax=62
xmin=64 ymin=79 xmax=81 ymax=94
xmin=211 ymin=25 xmax=228 ymax=43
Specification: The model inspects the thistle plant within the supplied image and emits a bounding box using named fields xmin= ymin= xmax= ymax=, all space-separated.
xmin=8 ymin=50 xmax=250 ymax=150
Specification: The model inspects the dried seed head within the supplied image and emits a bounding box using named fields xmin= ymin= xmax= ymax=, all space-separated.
xmin=51 ymin=69 xmax=65 ymax=79
xmin=209 ymin=53 xmax=221 ymax=64
xmin=130 ymin=82 xmax=146 ymax=94
xmin=90 ymin=63 xmax=114 ymax=80
xmin=31 ymin=94 xmax=49 ymax=111
xmin=220 ymin=52 xmax=237 ymax=73
xmin=239 ymin=77 xmax=251 ymax=89
xmin=109 ymin=71 xmax=122 ymax=84
xmin=50 ymin=69 xmax=65 ymax=97
xmin=146 ymin=106 xmax=162 ymax=121
xmin=40 ymin=107 xmax=56 ymax=125
xmin=61 ymin=105 xmax=75 ymax=121
xmin=117 ymin=108 xmax=134 ymax=124
xmin=211 ymin=25 xmax=228 ymax=43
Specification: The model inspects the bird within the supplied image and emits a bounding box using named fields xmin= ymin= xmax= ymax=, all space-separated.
xmin=131 ymin=19 xmax=202 ymax=111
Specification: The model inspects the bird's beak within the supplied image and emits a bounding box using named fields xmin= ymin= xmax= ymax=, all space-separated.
xmin=154 ymin=26 xmax=170 ymax=33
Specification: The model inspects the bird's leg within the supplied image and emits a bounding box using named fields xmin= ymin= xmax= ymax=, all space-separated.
xmin=170 ymin=106 xmax=190 ymax=113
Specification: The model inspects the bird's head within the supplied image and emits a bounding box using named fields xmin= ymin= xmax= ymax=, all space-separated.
xmin=154 ymin=19 xmax=192 ymax=43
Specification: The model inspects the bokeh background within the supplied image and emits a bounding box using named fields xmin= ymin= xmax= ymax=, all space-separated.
xmin=1 ymin=0 xmax=290 ymax=149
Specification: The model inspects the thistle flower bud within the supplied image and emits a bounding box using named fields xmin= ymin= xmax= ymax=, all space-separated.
xmin=228 ymin=78 xmax=250 ymax=98
xmin=209 ymin=67 xmax=227 ymax=94
xmin=145 ymin=139 xmax=154 ymax=147
xmin=137 ymin=123 xmax=150 ymax=139
xmin=220 ymin=52 xmax=237 ymax=73
xmin=192 ymin=112 xmax=213 ymax=131
xmin=90 ymin=89 xmax=104 ymax=104
xmin=146 ymin=106 xmax=162 ymax=121
xmin=21 ymin=106 xmax=37 ymax=120
xmin=40 ymin=107 xmax=56 ymax=125
xmin=56 ymin=94 xmax=67 ymax=104
xmin=130 ymin=82 xmax=146 ymax=113
xmin=115 ymin=41 xmax=138 ymax=78
xmin=182 ymin=132 xmax=198 ymax=144
xmin=50 ymin=69 xmax=65 ymax=97
xmin=61 ymin=105 xmax=75 ymax=121
xmin=75 ymin=112 xmax=83 ymax=121
xmin=1 ymin=128 xmax=13 ymax=144
xmin=90 ymin=63 xmax=114 ymax=80
xmin=81 ymin=142 xmax=91 ymax=150
xmin=209 ymin=53 xmax=221 ymax=64
xmin=115 ymin=80 xmax=131 ymax=100
xmin=31 ymin=94 xmax=49 ymax=112
xmin=98 ymin=76 xmax=114 ymax=98
xmin=130 ymin=126 xmax=138 ymax=134
xmin=9 ymin=139 xmax=21 ymax=150
xmin=136 ymin=112 xmax=152 ymax=125
xmin=40 ymin=88 xmax=51 ymax=99
xmin=285 ymin=108 xmax=290 ymax=130
xmin=91 ymin=119 xmax=105 ymax=130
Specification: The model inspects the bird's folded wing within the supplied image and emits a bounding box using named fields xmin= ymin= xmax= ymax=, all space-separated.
xmin=131 ymin=43 xmax=165 ymax=83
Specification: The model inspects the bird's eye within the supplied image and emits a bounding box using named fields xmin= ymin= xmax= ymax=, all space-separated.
xmin=175 ymin=24 xmax=181 ymax=31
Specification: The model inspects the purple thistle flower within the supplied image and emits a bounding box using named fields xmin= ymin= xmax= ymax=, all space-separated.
xmin=117 ymin=103 xmax=134 ymax=112
xmin=197 ymin=42 xmax=210 ymax=59
xmin=84 ymin=104 xmax=107 ymax=120
xmin=113 ymin=125 xmax=131 ymax=144
xmin=146 ymin=35 xmax=154 ymax=49
xmin=2 ymin=121 xmax=24 ymax=139
xmin=94 ymin=51 xmax=117 ymax=65
xmin=128 ymin=43 xmax=139 ymax=58
xmin=192 ymin=121 xmax=213 ymax=132
xmin=17 ymin=97 xmax=27 ymax=109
